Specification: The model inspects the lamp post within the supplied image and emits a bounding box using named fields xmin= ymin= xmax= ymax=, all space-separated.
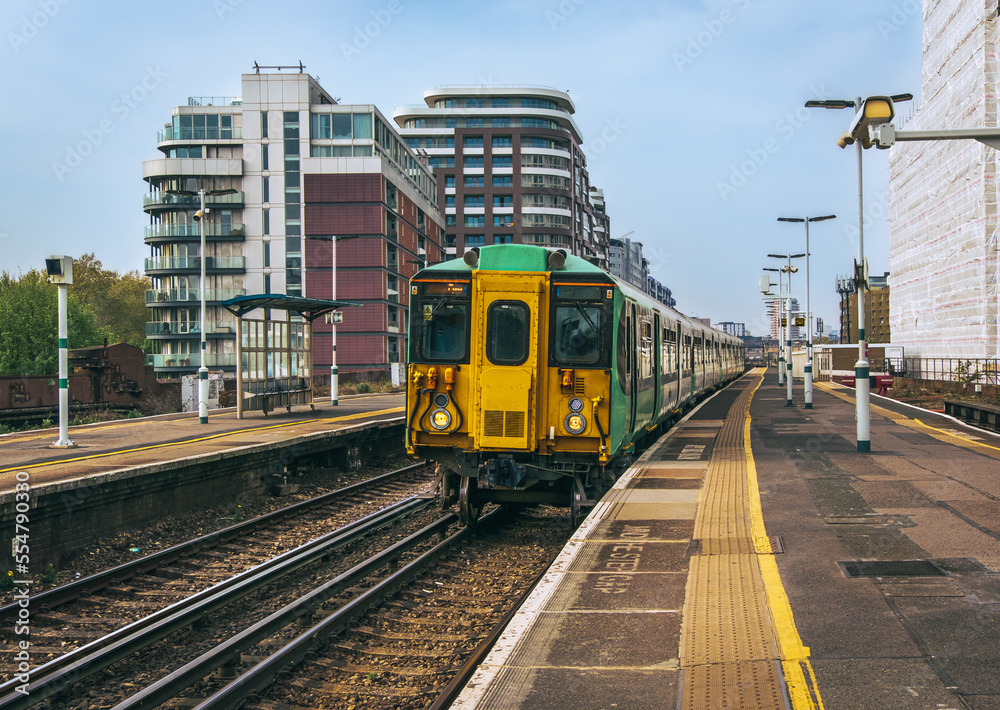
xmin=305 ymin=235 xmax=358 ymax=405
xmin=768 ymin=253 xmax=803 ymax=406
xmin=778 ymin=215 xmax=836 ymax=409
xmin=167 ymin=187 xmax=237 ymax=423
xmin=762 ymin=267 xmax=784 ymax=379
xmin=805 ymin=96 xmax=913 ymax=450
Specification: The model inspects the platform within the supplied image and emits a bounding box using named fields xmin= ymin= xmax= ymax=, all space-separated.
xmin=0 ymin=392 xmax=405 ymax=492
xmin=455 ymin=369 xmax=1000 ymax=710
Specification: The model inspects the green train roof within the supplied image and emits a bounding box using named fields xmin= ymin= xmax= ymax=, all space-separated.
xmin=417 ymin=244 xmax=608 ymax=276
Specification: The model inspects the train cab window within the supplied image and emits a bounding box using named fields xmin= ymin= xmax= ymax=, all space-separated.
xmin=551 ymin=284 xmax=608 ymax=367
xmin=412 ymin=280 xmax=471 ymax=363
xmin=487 ymin=301 xmax=529 ymax=365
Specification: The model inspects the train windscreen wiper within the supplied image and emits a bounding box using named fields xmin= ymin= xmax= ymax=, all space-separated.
xmin=571 ymin=301 xmax=599 ymax=333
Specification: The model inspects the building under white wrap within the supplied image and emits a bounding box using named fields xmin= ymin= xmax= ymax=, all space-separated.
xmin=888 ymin=0 xmax=1000 ymax=358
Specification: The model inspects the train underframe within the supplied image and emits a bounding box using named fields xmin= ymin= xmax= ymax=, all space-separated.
xmin=430 ymin=447 xmax=633 ymax=526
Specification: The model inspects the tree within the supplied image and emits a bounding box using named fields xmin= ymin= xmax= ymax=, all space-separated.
xmin=68 ymin=253 xmax=151 ymax=348
xmin=0 ymin=270 xmax=110 ymax=376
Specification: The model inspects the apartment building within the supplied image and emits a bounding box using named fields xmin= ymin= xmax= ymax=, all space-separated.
xmin=393 ymin=86 xmax=607 ymax=265
xmin=142 ymin=69 xmax=442 ymax=380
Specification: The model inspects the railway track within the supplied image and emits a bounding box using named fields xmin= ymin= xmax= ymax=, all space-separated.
xmin=0 ymin=462 xmax=435 ymax=685
xmin=2 ymin=500 xmax=568 ymax=709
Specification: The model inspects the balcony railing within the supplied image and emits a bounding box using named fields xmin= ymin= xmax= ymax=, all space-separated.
xmin=867 ymin=357 xmax=1000 ymax=385
xmin=145 ymin=256 xmax=246 ymax=271
xmin=145 ymin=288 xmax=246 ymax=304
xmin=146 ymin=321 xmax=239 ymax=336
xmin=157 ymin=126 xmax=243 ymax=142
xmin=145 ymin=353 xmax=238 ymax=368
xmin=143 ymin=192 xmax=244 ymax=208
xmin=144 ymin=223 xmax=245 ymax=239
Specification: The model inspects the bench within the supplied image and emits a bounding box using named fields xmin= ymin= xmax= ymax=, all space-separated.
xmin=841 ymin=374 xmax=893 ymax=396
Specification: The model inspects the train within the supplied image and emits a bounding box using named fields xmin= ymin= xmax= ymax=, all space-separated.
xmin=404 ymin=244 xmax=745 ymax=524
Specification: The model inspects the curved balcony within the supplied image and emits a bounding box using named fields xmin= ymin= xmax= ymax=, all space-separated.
xmin=144 ymin=223 xmax=245 ymax=244
xmin=145 ymin=353 xmax=238 ymax=369
xmin=156 ymin=126 xmax=243 ymax=143
xmin=146 ymin=321 xmax=238 ymax=337
xmin=145 ymin=288 xmax=246 ymax=305
xmin=144 ymin=256 xmax=246 ymax=273
xmin=143 ymin=191 xmax=244 ymax=213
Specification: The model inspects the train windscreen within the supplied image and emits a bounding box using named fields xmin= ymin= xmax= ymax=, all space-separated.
xmin=410 ymin=280 xmax=471 ymax=363
xmin=550 ymin=284 xmax=610 ymax=367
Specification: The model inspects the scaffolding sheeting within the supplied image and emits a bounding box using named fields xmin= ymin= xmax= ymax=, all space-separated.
xmin=888 ymin=0 xmax=1000 ymax=358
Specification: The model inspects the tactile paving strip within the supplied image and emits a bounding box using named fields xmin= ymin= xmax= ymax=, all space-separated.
xmin=679 ymin=375 xmax=787 ymax=709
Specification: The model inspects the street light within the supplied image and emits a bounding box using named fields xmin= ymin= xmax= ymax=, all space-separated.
xmin=768 ymin=253 xmax=803 ymax=407
xmin=167 ymin=187 xmax=237 ymax=424
xmin=805 ymin=96 xmax=910 ymax=451
xmin=305 ymin=235 xmax=358 ymax=405
xmin=778 ymin=215 xmax=836 ymax=409
xmin=762 ymin=268 xmax=782 ymax=371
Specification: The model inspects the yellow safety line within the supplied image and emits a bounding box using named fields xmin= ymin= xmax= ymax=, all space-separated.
xmin=814 ymin=380 xmax=1000 ymax=456
xmin=745 ymin=373 xmax=825 ymax=710
xmin=0 ymin=407 xmax=405 ymax=474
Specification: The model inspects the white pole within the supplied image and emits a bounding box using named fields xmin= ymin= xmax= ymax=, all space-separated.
xmin=54 ymin=283 xmax=74 ymax=447
xmin=855 ymin=121 xmax=871 ymax=452
xmin=804 ymin=219 xmax=813 ymax=409
xmin=785 ymin=257 xmax=794 ymax=407
xmin=330 ymin=236 xmax=339 ymax=406
xmin=198 ymin=189 xmax=209 ymax=424
xmin=777 ymin=269 xmax=785 ymax=387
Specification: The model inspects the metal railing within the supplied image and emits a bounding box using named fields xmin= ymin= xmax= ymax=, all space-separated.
xmin=145 ymin=353 xmax=238 ymax=368
xmin=145 ymin=288 xmax=245 ymax=304
xmin=143 ymin=192 xmax=244 ymax=208
xmin=144 ymin=256 xmax=246 ymax=271
xmin=157 ymin=126 xmax=243 ymax=142
xmin=146 ymin=321 xmax=238 ymax=336
xmin=870 ymin=357 xmax=1000 ymax=385
xmin=144 ymin=224 xmax=245 ymax=239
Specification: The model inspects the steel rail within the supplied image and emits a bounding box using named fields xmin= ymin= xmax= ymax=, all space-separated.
xmin=189 ymin=506 xmax=505 ymax=710
xmin=426 ymin=563 xmax=550 ymax=710
xmin=117 ymin=511 xmax=464 ymax=709
xmin=0 ymin=496 xmax=433 ymax=710
xmin=0 ymin=460 xmax=430 ymax=621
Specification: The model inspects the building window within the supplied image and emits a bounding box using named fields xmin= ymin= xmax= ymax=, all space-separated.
xmin=492 ymin=118 xmax=510 ymax=127
xmin=465 ymin=118 xmax=483 ymax=127
xmin=493 ymin=234 xmax=513 ymax=244
xmin=261 ymin=144 xmax=269 ymax=170
xmin=493 ymin=175 xmax=512 ymax=187
xmin=492 ymin=156 xmax=511 ymax=168
xmin=386 ymin=182 xmax=397 ymax=210
xmin=465 ymin=98 xmax=484 ymax=108
xmin=492 ymin=98 xmax=509 ymax=108
xmin=463 ymin=136 xmax=483 ymax=148
xmin=446 ymin=215 xmax=457 ymax=226
xmin=493 ymin=195 xmax=512 ymax=207
xmin=262 ymin=177 xmax=269 ymax=203
xmin=445 ymin=234 xmax=456 ymax=247
xmin=493 ymin=215 xmax=514 ymax=227
xmin=465 ymin=215 xmax=485 ymax=227
xmin=445 ymin=118 xmax=457 ymax=128
xmin=464 ymin=175 xmax=484 ymax=187
xmin=445 ymin=175 xmax=455 ymax=188
xmin=263 ymin=241 xmax=270 ymax=267
xmin=465 ymin=195 xmax=484 ymax=208
xmin=387 ymin=275 xmax=399 ymax=303
xmin=446 ymin=195 xmax=456 ymax=207
xmin=465 ymin=156 xmax=484 ymax=168
xmin=388 ymin=306 xmax=398 ymax=326
xmin=388 ymin=337 xmax=400 ymax=363
xmin=263 ymin=209 xmax=270 ymax=234
xmin=492 ymin=136 xmax=511 ymax=147
xmin=261 ymin=111 xmax=268 ymax=138
xmin=465 ymin=235 xmax=486 ymax=246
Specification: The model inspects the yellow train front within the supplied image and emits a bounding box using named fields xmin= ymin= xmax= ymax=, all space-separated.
xmin=405 ymin=244 xmax=743 ymax=524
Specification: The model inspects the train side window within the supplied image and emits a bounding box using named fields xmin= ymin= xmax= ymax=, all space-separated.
xmin=487 ymin=300 xmax=529 ymax=365
xmin=639 ymin=321 xmax=652 ymax=379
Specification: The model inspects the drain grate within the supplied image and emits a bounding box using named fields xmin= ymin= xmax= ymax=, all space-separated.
xmin=840 ymin=560 xmax=945 ymax=578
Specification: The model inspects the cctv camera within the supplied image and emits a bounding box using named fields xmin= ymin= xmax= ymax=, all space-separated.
xmin=193 ymin=209 xmax=207 ymax=221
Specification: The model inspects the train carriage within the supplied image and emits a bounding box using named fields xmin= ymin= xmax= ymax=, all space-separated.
xmin=405 ymin=244 xmax=744 ymax=524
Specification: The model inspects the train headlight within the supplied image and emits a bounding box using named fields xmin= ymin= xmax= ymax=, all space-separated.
xmin=565 ymin=413 xmax=587 ymax=435
xmin=430 ymin=408 xmax=452 ymax=430
xmin=568 ymin=397 xmax=585 ymax=413
xmin=434 ymin=393 xmax=450 ymax=408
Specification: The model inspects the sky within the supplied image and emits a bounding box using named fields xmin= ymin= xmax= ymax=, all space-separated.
xmin=0 ymin=0 xmax=923 ymax=338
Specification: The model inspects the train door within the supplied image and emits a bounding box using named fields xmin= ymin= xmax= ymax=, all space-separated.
xmin=626 ymin=302 xmax=638 ymax=435
xmin=472 ymin=272 xmax=543 ymax=452
xmin=653 ymin=313 xmax=662 ymax=418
